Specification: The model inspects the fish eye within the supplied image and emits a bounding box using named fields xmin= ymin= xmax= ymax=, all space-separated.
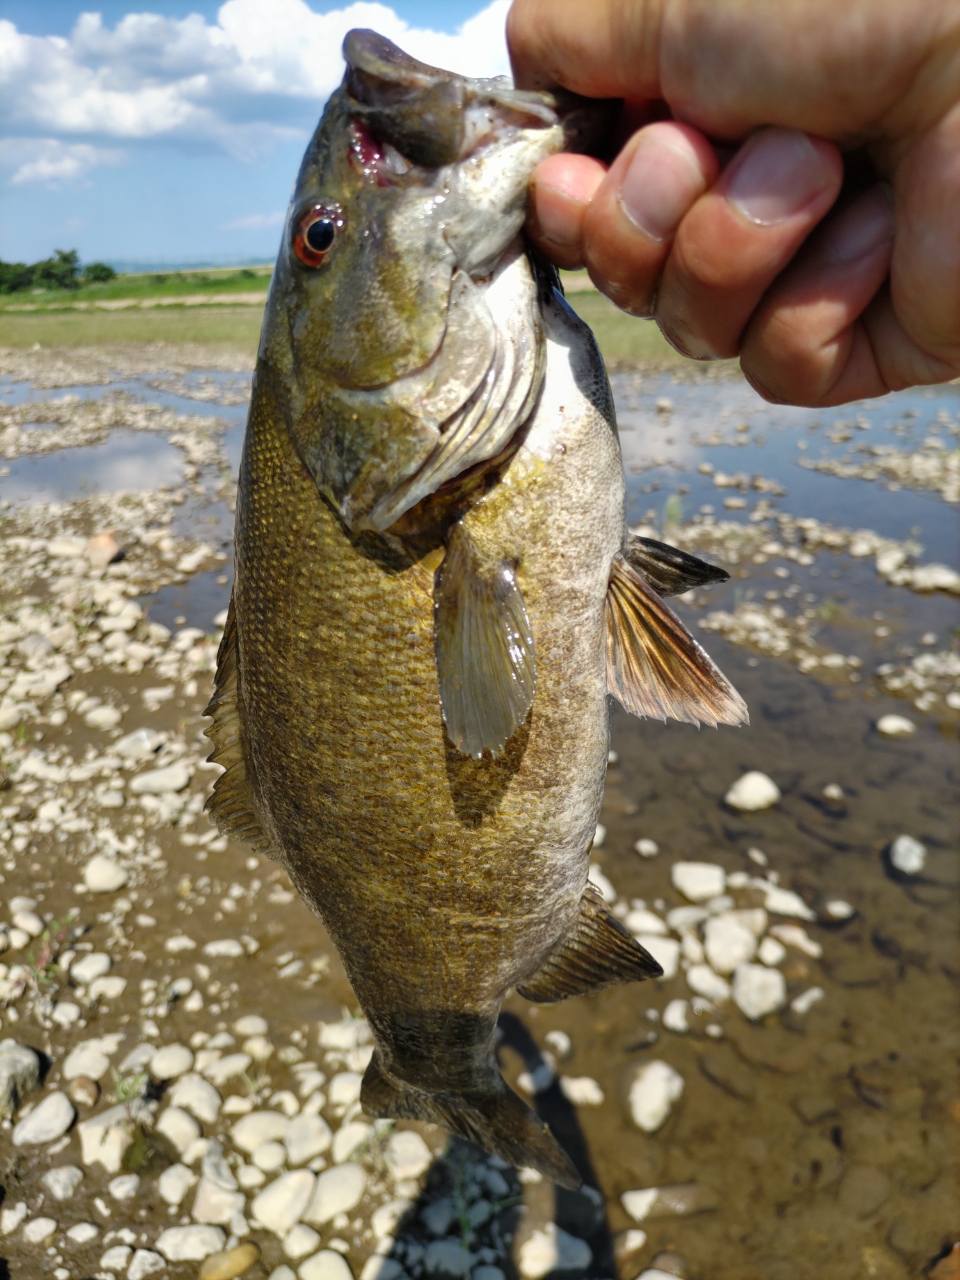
xmin=293 ymin=203 xmax=343 ymax=268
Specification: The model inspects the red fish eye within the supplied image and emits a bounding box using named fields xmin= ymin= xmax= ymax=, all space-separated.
xmin=294 ymin=204 xmax=342 ymax=267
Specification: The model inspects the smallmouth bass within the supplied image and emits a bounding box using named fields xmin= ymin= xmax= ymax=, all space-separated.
xmin=206 ymin=30 xmax=746 ymax=1186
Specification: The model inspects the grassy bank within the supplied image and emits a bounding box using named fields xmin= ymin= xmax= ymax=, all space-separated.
xmin=0 ymin=264 xmax=273 ymax=312
xmin=0 ymin=272 xmax=714 ymax=372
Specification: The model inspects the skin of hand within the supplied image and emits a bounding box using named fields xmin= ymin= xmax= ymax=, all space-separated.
xmin=507 ymin=0 xmax=960 ymax=405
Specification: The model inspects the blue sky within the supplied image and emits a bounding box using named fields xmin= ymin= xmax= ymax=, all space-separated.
xmin=0 ymin=0 xmax=511 ymax=268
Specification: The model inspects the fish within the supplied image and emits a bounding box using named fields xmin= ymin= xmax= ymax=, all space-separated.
xmin=204 ymin=29 xmax=748 ymax=1188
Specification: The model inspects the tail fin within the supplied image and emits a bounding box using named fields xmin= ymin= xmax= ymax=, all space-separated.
xmin=362 ymin=1052 xmax=581 ymax=1190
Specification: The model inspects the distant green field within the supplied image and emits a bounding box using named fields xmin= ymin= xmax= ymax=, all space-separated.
xmin=0 ymin=269 xmax=711 ymax=372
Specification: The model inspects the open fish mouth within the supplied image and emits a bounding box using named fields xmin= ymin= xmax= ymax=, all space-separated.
xmin=344 ymin=28 xmax=559 ymax=172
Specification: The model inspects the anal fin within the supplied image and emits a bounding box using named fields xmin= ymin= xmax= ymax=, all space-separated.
xmin=202 ymin=597 xmax=275 ymax=856
xmin=517 ymin=884 xmax=663 ymax=1004
xmin=434 ymin=524 xmax=535 ymax=759
xmin=606 ymin=553 xmax=749 ymax=728
xmin=625 ymin=533 xmax=729 ymax=597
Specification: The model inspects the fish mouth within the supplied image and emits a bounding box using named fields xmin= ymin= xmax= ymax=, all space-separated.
xmin=343 ymin=28 xmax=560 ymax=172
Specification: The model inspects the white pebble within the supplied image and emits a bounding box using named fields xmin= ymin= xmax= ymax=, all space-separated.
xmin=685 ymin=965 xmax=731 ymax=1002
xmin=769 ymin=923 xmax=822 ymax=957
xmin=108 ymin=1173 xmax=140 ymax=1200
xmin=300 ymin=1250 xmax=355 ymax=1280
xmin=165 ymin=935 xmax=197 ymax=953
xmin=69 ymin=952 xmax=112 ymax=984
xmin=203 ymin=1052 xmax=253 ymax=1086
xmin=232 ymin=1111 xmax=290 ymax=1153
xmin=129 ymin=762 xmax=192 ymax=794
xmin=588 ymin=863 xmax=616 ymax=904
xmin=286 ymin=1114 xmax=332 ymax=1165
xmin=703 ymin=915 xmax=757 ymax=974
xmin=627 ymin=1060 xmax=684 ymax=1132
xmin=332 ymin=1120 xmax=372 ymax=1164
xmin=284 ymin=1223 xmax=321 ymax=1258
xmin=889 ymin=834 xmax=926 ymax=875
xmin=671 ymin=862 xmax=725 ymax=902
xmin=624 ymin=908 xmax=667 ymax=936
xmin=156 ymin=1107 xmax=202 ymax=1155
xmin=764 ymin=886 xmax=815 ymax=921
xmin=203 ymin=939 xmax=244 ymax=958
xmin=790 ymin=987 xmax=825 ymax=1015
xmin=169 ymin=1073 xmax=222 ymax=1123
xmin=543 ymin=1030 xmax=571 ymax=1059
xmin=518 ymin=1223 xmax=591 ymax=1279
xmin=234 ymin=1015 xmax=268 ymax=1037
xmin=732 ymin=964 xmax=786 ymax=1020
xmin=635 ymin=935 xmax=679 ymax=981
xmin=158 ymin=1163 xmax=196 ymax=1206
xmin=128 ymin=1248 xmax=166 ymax=1279
xmin=825 ymin=899 xmax=855 ymax=920
xmin=253 ymin=1141 xmax=288 ymax=1172
xmin=386 ymin=1129 xmax=432 ymax=1179
xmin=662 ymin=999 xmax=690 ymax=1034
xmin=89 ymin=975 xmax=127 ymax=1000
xmin=823 ymin=783 xmax=844 ymax=800
xmin=12 ymin=910 xmax=43 ymax=937
xmin=304 ymin=1163 xmax=367 ymax=1225
xmin=328 ymin=1072 xmax=362 ymax=1111
xmin=66 ymin=1222 xmax=99 ymax=1243
xmin=757 ymin=936 xmax=787 ymax=965
xmin=150 ymin=1044 xmax=194 ymax=1080
xmin=155 ymin=1224 xmax=226 ymax=1261
xmin=251 ymin=1169 xmax=316 ymax=1234
xmin=633 ymin=838 xmax=659 ymax=858
xmin=877 ymin=714 xmax=916 ymax=737
xmin=83 ymin=855 xmax=129 ymax=894
xmin=13 ymin=1091 xmax=76 ymax=1145
xmin=22 ymin=1216 xmax=58 ymax=1243
xmin=0 ymin=1202 xmax=28 ymax=1235
xmin=85 ymin=705 xmax=122 ymax=730
xmin=724 ymin=771 xmax=781 ymax=811
xmin=114 ymin=728 xmax=162 ymax=762
xmin=559 ymin=1076 xmax=604 ymax=1106
xmin=41 ymin=1165 xmax=83 ymax=1201
xmin=0 ymin=1039 xmax=41 ymax=1120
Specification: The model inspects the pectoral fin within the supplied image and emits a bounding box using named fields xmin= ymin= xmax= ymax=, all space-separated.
xmin=434 ymin=528 xmax=535 ymax=759
xmin=517 ymin=884 xmax=663 ymax=1004
xmin=605 ymin=554 xmax=749 ymax=728
xmin=625 ymin=534 xmax=729 ymax=597
xmin=203 ymin=598 xmax=275 ymax=856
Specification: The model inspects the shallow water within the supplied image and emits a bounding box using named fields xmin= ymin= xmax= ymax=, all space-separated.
xmin=0 ymin=365 xmax=957 ymax=1280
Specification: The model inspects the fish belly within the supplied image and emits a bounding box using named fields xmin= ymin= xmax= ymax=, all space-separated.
xmin=234 ymin=297 xmax=622 ymax=1048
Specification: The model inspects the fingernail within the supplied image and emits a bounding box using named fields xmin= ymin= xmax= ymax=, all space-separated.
xmin=619 ymin=132 xmax=707 ymax=242
xmin=532 ymin=183 xmax=582 ymax=247
xmin=826 ymin=183 xmax=895 ymax=263
xmin=727 ymin=128 xmax=830 ymax=225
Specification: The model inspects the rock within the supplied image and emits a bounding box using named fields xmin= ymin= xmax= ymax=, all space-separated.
xmin=204 ymin=939 xmax=245 ymax=958
xmin=128 ymin=1250 xmax=166 ymax=1279
xmin=198 ymin=1241 xmax=262 ymax=1279
xmin=83 ymin=854 xmax=129 ymax=893
xmin=87 ymin=532 xmax=121 ymax=566
xmin=251 ymin=1169 xmax=316 ymax=1234
xmin=69 ymin=951 xmax=112 ymax=984
xmin=1 ymin=1202 xmax=28 ymax=1235
xmin=662 ymin=1000 xmax=689 ymax=1034
xmin=372 ymin=1199 xmax=414 ymax=1240
xmin=304 ymin=1163 xmax=367 ymax=1225
xmin=670 ymin=862 xmax=726 ymax=902
xmin=12 ymin=1091 xmax=76 ymax=1145
xmin=724 ymin=771 xmax=781 ymax=811
xmin=685 ymin=965 xmax=731 ymax=1002
xmin=114 ymin=728 xmax=163 ymax=762
xmin=838 ymin=1165 xmax=891 ymax=1218
xmin=763 ymin=886 xmax=816 ymax=920
xmin=613 ymin=1229 xmax=648 ymax=1266
xmin=634 ymin=838 xmax=659 ymax=857
xmin=151 ymin=1043 xmax=194 ymax=1079
xmin=757 ymin=936 xmax=787 ymax=965
xmin=625 ymin=908 xmax=668 ymax=935
xmin=424 ymin=1239 xmax=474 ymax=1277
xmin=64 ymin=1041 xmax=112 ymax=1081
xmin=332 ymin=1120 xmax=372 ymax=1163
xmin=361 ymin=1258 xmax=407 ymax=1280
xmin=732 ymin=964 xmax=786 ymax=1020
xmin=328 ymin=1072 xmax=363 ymax=1109
xmin=22 ymin=1216 xmax=58 ymax=1243
xmin=231 ymin=1110 xmax=290 ymax=1152
xmin=703 ymin=915 xmax=757 ymax=974
xmin=157 ymin=1105 xmax=202 ymax=1154
xmin=156 ymin=1224 xmax=227 ymax=1261
xmin=422 ymin=1198 xmax=456 ymax=1236
xmin=621 ymin=1183 xmax=718 ymax=1223
xmin=635 ymin=934 xmax=679 ymax=980
xmin=559 ymin=1076 xmax=604 ymax=1106
xmin=193 ymin=1176 xmax=245 ymax=1225
xmin=768 ymin=923 xmax=822 ymax=957
xmin=13 ymin=909 xmax=43 ymax=937
xmin=65 ymin=1221 xmax=99 ymax=1243
xmin=284 ymin=1223 xmax=321 ymax=1258
xmin=888 ymin=834 xmax=926 ymax=876
xmin=204 ymin=1052 xmax=253 ymax=1085
xmin=51 ymin=1001 xmax=82 ymax=1028
xmin=78 ymin=1100 xmax=151 ymax=1172
xmin=86 ymin=705 xmax=122 ymax=730
xmin=101 ymin=1243 xmax=133 ymax=1271
xmin=646 ymin=1255 xmax=688 ymax=1279
xmin=790 ymin=987 xmax=825 ymax=1015
xmin=233 ymin=1015 xmax=268 ymax=1036
xmin=824 ymin=898 xmax=855 ymax=920
xmin=41 ymin=1165 xmax=83 ymax=1200
xmin=109 ymin=1173 xmax=140 ymax=1200
xmin=169 ymin=1072 xmax=222 ymax=1123
xmin=628 ymin=1061 xmax=684 ymax=1133
xmin=877 ymin=714 xmax=916 ymax=737
xmin=699 ymin=1049 xmax=756 ymax=1101
xmin=159 ymin=1162 xmax=196 ymax=1206
xmin=0 ymin=1039 xmax=41 ymax=1120
xmin=387 ymin=1129 xmax=432 ymax=1179
xmin=253 ymin=1141 xmax=287 ymax=1172
xmin=90 ymin=974 xmax=127 ymax=1000
xmin=285 ymin=1113 xmax=332 ymax=1164
xmin=300 ymin=1251 xmax=355 ymax=1280
xmin=518 ymin=1224 xmax=592 ymax=1279
xmin=130 ymin=762 xmax=192 ymax=794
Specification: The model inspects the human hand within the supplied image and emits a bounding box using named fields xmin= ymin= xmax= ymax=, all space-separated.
xmin=508 ymin=0 xmax=960 ymax=405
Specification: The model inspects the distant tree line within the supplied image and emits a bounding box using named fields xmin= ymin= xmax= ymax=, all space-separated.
xmin=0 ymin=249 xmax=117 ymax=294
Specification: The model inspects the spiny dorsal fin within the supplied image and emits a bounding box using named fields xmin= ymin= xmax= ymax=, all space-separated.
xmin=605 ymin=554 xmax=749 ymax=729
xmin=625 ymin=534 xmax=729 ymax=597
xmin=202 ymin=597 xmax=275 ymax=856
xmin=434 ymin=525 xmax=535 ymax=759
xmin=517 ymin=884 xmax=663 ymax=1004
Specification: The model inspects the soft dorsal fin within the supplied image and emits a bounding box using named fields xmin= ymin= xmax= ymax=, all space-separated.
xmin=517 ymin=883 xmax=663 ymax=1003
xmin=203 ymin=598 xmax=275 ymax=856
xmin=434 ymin=526 xmax=536 ymax=759
xmin=625 ymin=534 xmax=729 ymax=597
xmin=605 ymin=554 xmax=749 ymax=728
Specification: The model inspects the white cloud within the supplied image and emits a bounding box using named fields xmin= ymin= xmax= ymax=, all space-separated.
xmin=0 ymin=1 xmax=512 ymax=157
xmin=0 ymin=137 xmax=124 ymax=186
xmin=222 ymin=210 xmax=287 ymax=230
